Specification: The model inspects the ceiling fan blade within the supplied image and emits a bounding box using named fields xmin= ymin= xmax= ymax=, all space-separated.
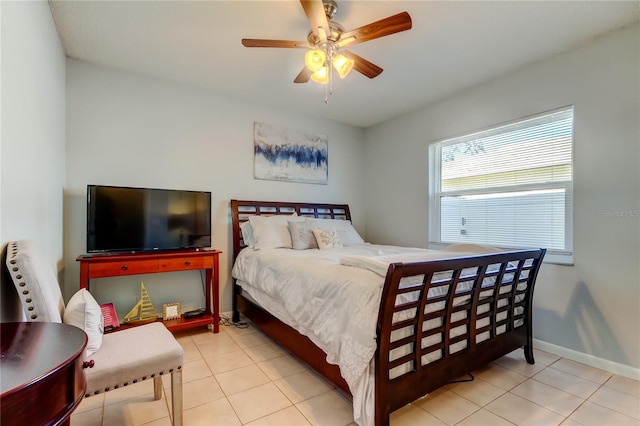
xmin=242 ymin=39 xmax=308 ymax=48
xmin=294 ymin=67 xmax=312 ymax=83
xmin=339 ymin=12 xmax=412 ymax=47
xmin=300 ymin=0 xmax=330 ymax=42
xmin=342 ymin=50 xmax=383 ymax=79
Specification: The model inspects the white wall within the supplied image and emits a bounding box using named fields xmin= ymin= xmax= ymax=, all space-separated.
xmin=65 ymin=59 xmax=365 ymax=316
xmin=1 ymin=1 xmax=66 ymax=272
xmin=364 ymin=24 xmax=640 ymax=375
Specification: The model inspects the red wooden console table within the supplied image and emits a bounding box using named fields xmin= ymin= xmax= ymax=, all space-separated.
xmin=76 ymin=250 xmax=221 ymax=333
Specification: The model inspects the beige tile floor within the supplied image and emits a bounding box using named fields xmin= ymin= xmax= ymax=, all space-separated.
xmin=71 ymin=321 xmax=640 ymax=426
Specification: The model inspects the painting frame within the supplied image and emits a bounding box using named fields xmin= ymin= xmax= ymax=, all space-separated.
xmin=254 ymin=122 xmax=328 ymax=185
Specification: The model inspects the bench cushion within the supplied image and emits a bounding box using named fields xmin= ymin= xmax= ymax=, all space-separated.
xmin=84 ymin=322 xmax=183 ymax=396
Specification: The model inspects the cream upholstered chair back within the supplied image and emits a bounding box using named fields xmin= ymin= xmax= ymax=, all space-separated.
xmin=4 ymin=240 xmax=65 ymax=322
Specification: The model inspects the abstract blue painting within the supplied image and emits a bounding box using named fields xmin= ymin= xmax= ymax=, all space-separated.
xmin=254 ymin=122 xmax=328 ymax=185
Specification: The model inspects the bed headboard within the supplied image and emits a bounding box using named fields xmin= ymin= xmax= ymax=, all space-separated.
xmin=230 ymin=200 xmax=351 ymax=259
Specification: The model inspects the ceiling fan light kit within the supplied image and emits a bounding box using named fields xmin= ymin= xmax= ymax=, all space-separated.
xmin=242 ymin=0 xmax=412 ymax=102
xmin=332 ymin=54 xmax=354 ymax=78
xmin=305 ymin=49 xmax=326 ymax=72
xmin=310 ymin=66 xmax=329 ymax=84
xmin=305 ymin=47 xmax=353 ymax=78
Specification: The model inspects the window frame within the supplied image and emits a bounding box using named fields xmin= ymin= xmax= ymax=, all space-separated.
xmin=428 ymin=106 xmax=574 ymax=265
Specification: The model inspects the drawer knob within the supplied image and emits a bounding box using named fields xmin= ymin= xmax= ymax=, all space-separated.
xmin=121 ymin=265 xmax=128 ymax=271
xmin=185 ymin=261 xmax=191 ymax=266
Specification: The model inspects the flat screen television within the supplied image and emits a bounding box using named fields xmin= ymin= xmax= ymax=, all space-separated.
xmin=86 ymin=185 xmax=211 ymax=254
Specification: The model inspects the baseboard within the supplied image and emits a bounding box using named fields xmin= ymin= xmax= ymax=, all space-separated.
xmin=533 ymin=339 xmax=640 ymax=381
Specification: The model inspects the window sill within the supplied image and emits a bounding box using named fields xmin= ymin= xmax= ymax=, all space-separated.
xmin=428 ymin=242 xmax=573 ymax=266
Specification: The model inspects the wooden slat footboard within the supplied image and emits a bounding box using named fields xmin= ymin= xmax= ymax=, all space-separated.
xmin=375 ymin=249 xmax=545 ymax=425
xmin=230 ymin=200 xmax=545 ymax=426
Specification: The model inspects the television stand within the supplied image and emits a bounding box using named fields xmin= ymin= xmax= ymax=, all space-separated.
xmin=76 ymin=250 xmax=221 ymax=333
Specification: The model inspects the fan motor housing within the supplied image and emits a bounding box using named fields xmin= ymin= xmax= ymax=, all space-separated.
xmin=307 ymin=21 xmax=344 ymax=45
xmin=307 ymin=0 xmax=342 ymax=46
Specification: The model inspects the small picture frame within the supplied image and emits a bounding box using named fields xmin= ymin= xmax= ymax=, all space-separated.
xmin=162 ymin=303 xmax=181 ymax=321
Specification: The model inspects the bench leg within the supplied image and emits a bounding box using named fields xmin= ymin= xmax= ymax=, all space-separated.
xmin=171 ymin=369 xmax=183 ymax=426
xmin=153 ymin=377 xmax=163 ymax=400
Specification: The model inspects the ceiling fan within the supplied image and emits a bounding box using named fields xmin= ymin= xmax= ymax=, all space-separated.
xmin=241 ymin=0 xmax=412 ymax=99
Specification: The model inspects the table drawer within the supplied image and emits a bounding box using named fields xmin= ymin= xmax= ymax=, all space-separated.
xmin=89 ymin=259 xmax=159 ymax=278
xmin=159 ymin=256 xmax=212 ymax=271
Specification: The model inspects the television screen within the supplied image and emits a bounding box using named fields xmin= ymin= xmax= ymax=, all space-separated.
xmin=87 ymin=185 xmax=211 ymax=253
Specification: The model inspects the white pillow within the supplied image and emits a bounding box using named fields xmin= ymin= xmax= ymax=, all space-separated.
xmin=248 ymin=213 xmax=305 ymax=249
xmin=64 ymin=289 xmax=104 ymax=357
xmin=240 ymin=221 xmax=256 ymax=248
xmin=312 ymin=229 xmax=343 ymax=250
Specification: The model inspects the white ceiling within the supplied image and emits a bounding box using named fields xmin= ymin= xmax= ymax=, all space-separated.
xmin=49 ymin=0 xmax=639 ymax=128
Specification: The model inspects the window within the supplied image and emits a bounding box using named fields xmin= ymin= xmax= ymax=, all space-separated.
xmin=429 ymin=106 xmax=573 ymax=264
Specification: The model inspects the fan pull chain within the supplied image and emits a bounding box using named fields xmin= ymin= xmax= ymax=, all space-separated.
xmin=325 ymin=59 xmax=334 ymax=104
xmin=329 ymin=64 xmax=334 ymax=96
xmin=325 ymin=79 xmax=329 ymax=103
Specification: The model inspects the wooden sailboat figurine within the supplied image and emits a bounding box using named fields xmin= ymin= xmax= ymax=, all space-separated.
xmin=124 ymin=282 xmax=159 ymax=325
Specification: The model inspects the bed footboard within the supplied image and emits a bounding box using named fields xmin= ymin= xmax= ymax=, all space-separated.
xmin=374 ymin=249 xmax=545 ymax=425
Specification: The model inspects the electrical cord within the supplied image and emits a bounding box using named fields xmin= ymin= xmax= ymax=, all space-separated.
xmin=199 ymin=268 xmax=249 ymax=329
xmin=219 ymin=314 xmax=249 ymax=329
xmin=448 ymin=372 xmax=475 ymax=384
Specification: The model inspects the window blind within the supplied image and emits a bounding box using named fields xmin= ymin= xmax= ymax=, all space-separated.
xmin=430 ymin=106 xmax=573 ymax=263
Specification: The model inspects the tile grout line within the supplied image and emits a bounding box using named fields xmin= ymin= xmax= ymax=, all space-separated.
xmin=237 ymin=341 xmax=342 ymax=426
xmin=215 ymin=333 xmax=339 ymax=426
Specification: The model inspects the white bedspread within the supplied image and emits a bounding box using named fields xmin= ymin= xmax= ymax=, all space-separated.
xmin=339 ymin=247 xmax=498 ymax=277
xmin=231 ymin=243 xmax=498 ymax=426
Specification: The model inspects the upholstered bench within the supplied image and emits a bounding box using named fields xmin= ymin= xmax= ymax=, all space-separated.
xmin=4 ymin=240 xmax=183 ymax=426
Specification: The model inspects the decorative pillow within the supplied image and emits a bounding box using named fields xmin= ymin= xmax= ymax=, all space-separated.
xmin=240 ymin=221 xmax=256 ymax=248
xmin=248 ymin=213 xmax=305 ymax=249
xmin=312 ymin=229 xmax=343 ymax=250
xmin=306 ymin=219 xmax=365 ymax=246
xmin=289 ymin=219 xmax=365 ymax=249
xmin=5 ymin=240 xmax=65 ymax=322
xmin=288 ymin=220 xmax=319 ymax=250
xmin=63 ymin=289 xmax=104 ymax=357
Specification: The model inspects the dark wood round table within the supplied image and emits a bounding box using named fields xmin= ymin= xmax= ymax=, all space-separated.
xmin=1 ymin=322 xmax=87 ymax=426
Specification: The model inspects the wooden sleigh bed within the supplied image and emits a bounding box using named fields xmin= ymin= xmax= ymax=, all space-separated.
xmin=230 ymin=200 xmax=546 ymax=426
